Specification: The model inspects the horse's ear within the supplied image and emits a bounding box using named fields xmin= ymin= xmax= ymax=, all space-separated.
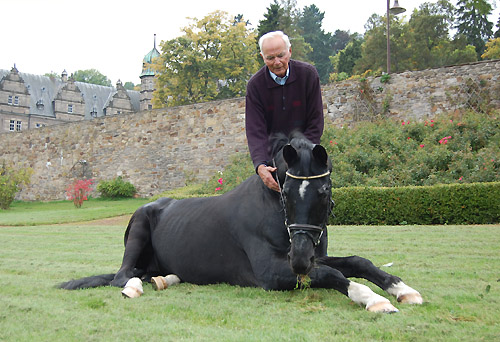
xmin=283 ymin=144 xmax=298 ymax=166
xmin=313 ymin=144 xmax=328 ymax=166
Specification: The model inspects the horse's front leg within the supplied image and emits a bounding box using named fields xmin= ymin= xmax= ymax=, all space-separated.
xmin=317 ymin=256 xmax=423 ymax=305
xmin=309 ymin=264 xmax=399 ymax=313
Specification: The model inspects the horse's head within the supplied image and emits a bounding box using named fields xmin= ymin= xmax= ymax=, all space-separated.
xmin=273 ymin=133 xmax=332 ymax=276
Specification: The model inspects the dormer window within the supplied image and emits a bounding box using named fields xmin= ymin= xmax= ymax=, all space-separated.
xmin=36 ymin=99 xmax=44 ymax=110
xmin=90 ymin=107 xmax=98 ymax=118
xmin=68 ymin=104 xmax=73 ymax=113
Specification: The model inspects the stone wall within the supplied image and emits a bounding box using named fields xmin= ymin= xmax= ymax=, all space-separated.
xmin=1 ymin=60 xmax=499 ymax=201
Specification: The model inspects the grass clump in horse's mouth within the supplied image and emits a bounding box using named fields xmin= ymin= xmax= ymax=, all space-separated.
xmin=295 ymin=274 xmax=312 ymax=290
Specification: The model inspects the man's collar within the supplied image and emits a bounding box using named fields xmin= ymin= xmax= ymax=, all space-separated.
xmin=268 ymin=67 xmax=290 ymax=85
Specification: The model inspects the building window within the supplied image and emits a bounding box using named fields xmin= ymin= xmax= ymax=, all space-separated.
xmin=14 ymin=96 xmax=19 ymax=105
xmin=10 ymin=120 xmax=22 ymax=131
xmin=8 ymin=95 xmax=13 ymax=105
xmin=90 ymin=107 xmax=98 ymax=118
xmin=68 ymin=104 xmax=73 ymax=113
xmin=148 ymin=104 xmax=152 ymax=110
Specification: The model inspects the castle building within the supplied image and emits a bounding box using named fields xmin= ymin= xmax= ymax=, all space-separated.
xmin=0 ymin=39 xmax=159 ymax=132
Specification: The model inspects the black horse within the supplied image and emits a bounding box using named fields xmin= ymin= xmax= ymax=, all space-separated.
xmin=60 ymin=132 xmax=422 ymax=312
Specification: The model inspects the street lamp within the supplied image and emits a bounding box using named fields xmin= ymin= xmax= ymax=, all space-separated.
xmin=386 ymin=0 xmax=406 ymax=74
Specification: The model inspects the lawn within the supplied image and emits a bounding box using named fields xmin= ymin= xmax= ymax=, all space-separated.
xmin=0 ymin=198 xmax=150 ymax=226
xmin=0 ymin=201 xmax=499 ymax=341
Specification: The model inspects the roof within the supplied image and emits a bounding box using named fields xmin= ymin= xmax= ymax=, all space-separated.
xmin=0 ymin=69 xmax=140 ymax=119
xmin=140 ymin=47 xmax=160 ymax=78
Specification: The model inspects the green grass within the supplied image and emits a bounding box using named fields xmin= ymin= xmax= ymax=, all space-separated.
xmin=0 ymin=198 xmax=150 ymax=226
xmin=1 ymin=219 xmax=499 ymax=341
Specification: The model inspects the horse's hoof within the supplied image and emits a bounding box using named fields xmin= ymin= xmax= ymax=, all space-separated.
xmin=121 ymin=277 xmax=143 ymax=298
xmin=151 ymin=274 xmax=181 ymax=291
xmin=367 ymin=301 xmax=399 ymax=313
xmin=398 ymin=292 xmax=423 ymax=304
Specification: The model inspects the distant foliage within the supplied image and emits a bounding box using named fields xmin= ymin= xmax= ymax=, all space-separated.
xmin=322 ymin=111 xmax=499 ymax=188
xmin=200 ymin=111 xmax=498 ymax=195
xmin=0 ymin=161 xmax=33 ymax=210
xmin=97 ymin=177 xmax=137 ymax=199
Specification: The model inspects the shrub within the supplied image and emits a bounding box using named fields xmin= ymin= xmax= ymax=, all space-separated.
xmin=66 ymin=179 xmax=93 ymax=208
xmin=0 ymin=161 xmax=33 ymax=210
xmin=97 ymin=177 xmax=137 ymax=199
xmin=330 ymin=182 xmax=499 ymax=225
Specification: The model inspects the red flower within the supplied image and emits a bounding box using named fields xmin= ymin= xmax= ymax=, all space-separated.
xmin=419 ymin=144 xmax=425 ymax=148
xmin=217 ymin=178 xmax=224 ymax=185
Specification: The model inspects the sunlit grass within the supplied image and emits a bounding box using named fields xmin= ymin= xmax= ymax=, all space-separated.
xmin=0 ymin=221 xmax=498 ymax=341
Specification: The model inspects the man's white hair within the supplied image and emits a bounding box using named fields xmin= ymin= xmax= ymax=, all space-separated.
xmin=258 ymin=31 xmax=291 ymax=54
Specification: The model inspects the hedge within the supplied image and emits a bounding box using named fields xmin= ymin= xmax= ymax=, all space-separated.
xmin=330 ymin=182 xmax=499 ymax=225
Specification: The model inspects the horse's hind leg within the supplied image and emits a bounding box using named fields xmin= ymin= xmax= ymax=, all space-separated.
xmin=110 ymin=209 xmax=156 ymax=287
xmin=317 ymin=256 xmax=423 ymax=304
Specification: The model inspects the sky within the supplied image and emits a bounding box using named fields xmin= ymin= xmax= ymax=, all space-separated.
xmin=1 ymin=0 xmax=498 ymax=85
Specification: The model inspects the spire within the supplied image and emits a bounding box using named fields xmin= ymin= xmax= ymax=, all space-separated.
xmin=154 ymin=33 xmax=156 ymax=50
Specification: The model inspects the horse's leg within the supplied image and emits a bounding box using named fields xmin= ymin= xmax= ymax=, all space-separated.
xmin=317 ymin=256 xmax=423 ymax=304
xmin=110 ymin=211 xmax=153 ymax=287
xmin=309 ymin=264 xmax=399 ymax=313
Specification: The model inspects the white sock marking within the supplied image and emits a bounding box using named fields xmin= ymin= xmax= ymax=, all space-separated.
xmin=387 ymin=281 xmax=420 ymax=299
xmin=348 ymin=281 xmax=390 ymax=309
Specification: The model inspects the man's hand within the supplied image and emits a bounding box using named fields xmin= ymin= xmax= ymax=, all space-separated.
xmin=257 ymin=164 xmax=280 ymax=192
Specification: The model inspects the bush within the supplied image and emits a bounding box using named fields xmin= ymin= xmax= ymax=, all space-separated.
xmin=322 ymin=111 xmax=499 ymax=187
xmin=97 ymin=177 xmax=136 ymax=199
xmin=0 ymin=161 xmax=33 ymax=210
xmin=66 ymin=179 xmax=93 ymax=208
xmin=330 ymin=182 xmax=500 ymax=225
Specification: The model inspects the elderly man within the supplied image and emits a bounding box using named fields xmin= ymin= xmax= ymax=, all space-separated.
xmin=245 ymin=31 xmax=324 ymax=192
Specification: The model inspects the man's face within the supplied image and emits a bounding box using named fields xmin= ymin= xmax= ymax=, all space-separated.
xmin=261 ymin=36 xmax=292 ymax=78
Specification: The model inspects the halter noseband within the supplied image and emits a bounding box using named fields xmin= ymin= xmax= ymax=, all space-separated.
xmin=280 ymin=169 xmax=331 ymax=246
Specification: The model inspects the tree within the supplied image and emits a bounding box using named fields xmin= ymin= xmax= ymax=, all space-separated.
xmin=494 ymin=13 xmax=500 ymax=38
xmin=354 ymin=1 xmax=477 ymax=75
xmin=297 ymin=4 xmax=335 ymax=84
xmin=455 ymin=0 xmax=494 ymax=58
xmin=481 ymin=37 xmax=500 ymax=59
xmin=72 ymin=69 xmax=112 ymax=86
xmin=123 ymin=82 xmax=135 ymax=90
xmin=152 ymin=11 xmax=259 ymax=107
xmin=332 ymin=38 xmax=363 ymax=77
xmin=256 ymin=0 xmax=312 ymax=64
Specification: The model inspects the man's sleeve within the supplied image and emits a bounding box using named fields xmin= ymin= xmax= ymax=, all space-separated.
xmin=245 ymin=84 xmax=270 ymax=170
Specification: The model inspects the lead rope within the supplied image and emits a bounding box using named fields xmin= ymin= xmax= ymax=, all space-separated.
xmin=272 ymin=159 xmax=290 ymax=235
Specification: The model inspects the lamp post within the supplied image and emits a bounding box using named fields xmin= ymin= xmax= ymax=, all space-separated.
xmin=386 ymin=0 xmax=406 ymax=74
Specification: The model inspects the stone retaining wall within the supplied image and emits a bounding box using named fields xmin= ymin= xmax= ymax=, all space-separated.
xmin=1 ymin=60 xmax=499 ymax=200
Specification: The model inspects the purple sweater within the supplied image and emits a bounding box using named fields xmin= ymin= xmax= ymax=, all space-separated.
xmin=245 ymin=59 xmax=324 ymax=169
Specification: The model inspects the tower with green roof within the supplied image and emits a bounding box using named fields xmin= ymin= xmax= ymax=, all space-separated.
xmin=140 ymin=34 xmax=160 ymax=111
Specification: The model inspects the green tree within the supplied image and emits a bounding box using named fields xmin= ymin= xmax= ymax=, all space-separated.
xmin=72 ymin=69 xmax=112 ymax=86
xmin=494 ymin=13 xmax=500 ymax=38
xmin=0 ymin=161 xmax=32 ymax=210
xmin=153 ymin=11 xmax=259 ymax=107
xmin=297 ymin=4 xmax=335 ymax=84
xmin=123 ymin=82 xmax=135 ymax=90
xmin=332 ymin=37 xmax=363 ymax=77
xmin=256 ymin=0 xmax=311 ymax=64
xmin=455 ymin=0 xmax=494 ymax=58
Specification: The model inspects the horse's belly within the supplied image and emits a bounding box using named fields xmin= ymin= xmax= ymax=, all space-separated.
xmin=151 ymin=217 xmax=258 ymax=286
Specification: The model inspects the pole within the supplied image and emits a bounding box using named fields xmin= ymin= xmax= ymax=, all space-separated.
xmin=386 ymin=0 xmax=391 ymax=74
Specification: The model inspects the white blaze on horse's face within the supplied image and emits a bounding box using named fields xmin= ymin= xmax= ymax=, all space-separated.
xmin=298 ymin=180 xmax=309 ymax=200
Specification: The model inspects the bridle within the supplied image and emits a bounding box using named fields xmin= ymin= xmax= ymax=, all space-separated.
xmin=275 ymin=161 xmax=331 ymax=247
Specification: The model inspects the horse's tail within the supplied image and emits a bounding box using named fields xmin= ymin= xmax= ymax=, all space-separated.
xmin=58 ymin=273 xmax=116 ymax=290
